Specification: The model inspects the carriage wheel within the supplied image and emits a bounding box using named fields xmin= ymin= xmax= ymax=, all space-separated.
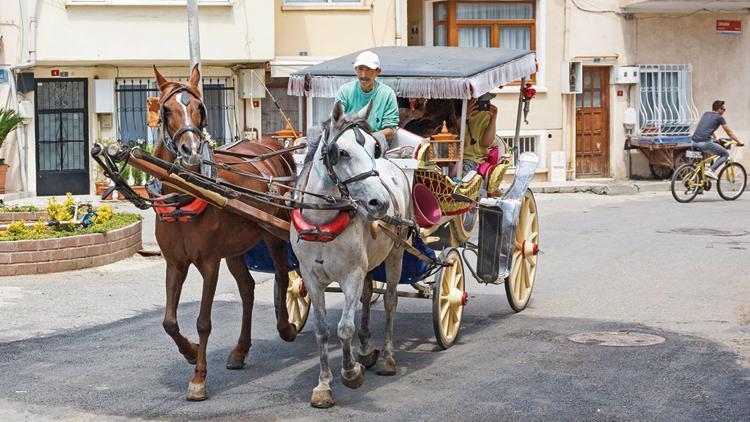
xmin=274 ymin=269 xmax=311 ymax=333
xmin=369 ymin=280 xmax=385 ymax=304
xmin=432 ymin=248 xmax=466 ymax=349
xmin=504 ymin=189 xmax=539 ymax=312
xmin=451 ymin=208 xmax=477 ymax=246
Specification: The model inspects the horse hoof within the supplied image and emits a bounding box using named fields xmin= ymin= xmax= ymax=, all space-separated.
xmin=310 ymin=387 xmax=335 ymax=408
xmin=341 ymin=363 xmax=365 ymax=389
xmin=376 ymin=356 xmax=397 ymax=376
xmin=225 ymin=350 xmax=248 ymax=370
xmin=356 ymin=349 xmax=380 ymax=369
xmin=185 ymin=342 xmax=199 ymax=365
xmin=186 ymin=382 xmax=208 ymax=401
xmin=279 ymin=325 xmax=298 ymax=343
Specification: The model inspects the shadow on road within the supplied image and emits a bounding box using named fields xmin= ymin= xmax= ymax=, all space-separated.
xmin=0 ymin=296 xmax=748 ymax=420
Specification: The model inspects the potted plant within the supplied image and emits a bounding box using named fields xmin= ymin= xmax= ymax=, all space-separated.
xmin=94 ymin=138 xmax=118 ymax=199
xmin=130 ymin=166 xmax=148 ymax=198
xmin=0 ymin=109 xmax=25 ymax=194
xmin=117 ymin=165 xmax=131 ymax=201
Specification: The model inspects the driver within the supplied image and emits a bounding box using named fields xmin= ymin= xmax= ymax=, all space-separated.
xmin=335 ymin=50 xmax=399 ymax=148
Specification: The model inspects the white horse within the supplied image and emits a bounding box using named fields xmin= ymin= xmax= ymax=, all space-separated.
xmin=291 ymin=102 xmax=413 ymax=408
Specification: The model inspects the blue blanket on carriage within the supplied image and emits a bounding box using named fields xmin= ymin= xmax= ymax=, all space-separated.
xmin=243 ymin=236 xmax=437 ymax=285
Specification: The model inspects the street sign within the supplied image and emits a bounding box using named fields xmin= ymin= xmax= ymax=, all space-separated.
xmin=716 ymin=19 xmax=741 ymax=35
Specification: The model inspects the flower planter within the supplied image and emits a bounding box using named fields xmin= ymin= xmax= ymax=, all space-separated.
xmin=132 ymin=185 xmax=148 ymax=198
xmin=0 ymin=220 xmax=143 ymax=276
xmin=95 ymin=182 xmax=113 ymax=200
xmin=0 ymin=210 xmax=48 ymax=223
xmin=0 ymin=163 xmax=8 ymax=194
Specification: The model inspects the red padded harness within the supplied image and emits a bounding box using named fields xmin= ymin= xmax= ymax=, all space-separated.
xmin=154 ymin=197 xmax=209 ymax=223
xmin=291 ymin=209 xmax=351 ymax=242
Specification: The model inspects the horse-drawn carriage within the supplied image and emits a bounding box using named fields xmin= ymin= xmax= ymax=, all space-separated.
xmin=248 ymin=46 xmax=541 ymax=349
xmin=92 ymin=46 xmax=541 ymax=405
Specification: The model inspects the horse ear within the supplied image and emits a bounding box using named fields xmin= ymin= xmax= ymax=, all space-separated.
xmin=189 ymin=64 xmax=201 ymax=90
xmin=154 ymin=66 xmax=168 ymax=91
xmin=353 ymin=100 xmax=373 ymax=122
xmin=332 ymin=101 xmax=344 ymax=126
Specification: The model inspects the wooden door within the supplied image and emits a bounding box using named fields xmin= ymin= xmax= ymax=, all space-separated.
xmin=575 ymin=67 xmax=610 ymax=178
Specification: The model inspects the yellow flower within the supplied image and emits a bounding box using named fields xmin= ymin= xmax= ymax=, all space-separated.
xmin=94 ymin=205 xmax=113 ymax=225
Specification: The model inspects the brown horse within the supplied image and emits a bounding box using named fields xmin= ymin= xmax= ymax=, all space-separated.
xmin=152 ymin=65 xmax=297 ymax=401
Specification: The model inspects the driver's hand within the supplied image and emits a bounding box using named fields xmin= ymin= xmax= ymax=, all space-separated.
xmin=737 ymin=141 xmax=745 ymax=147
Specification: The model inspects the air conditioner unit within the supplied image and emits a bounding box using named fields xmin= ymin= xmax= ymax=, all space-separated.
xmin=561 ymin=61 xmax=582 ymax=94
xmin=240 ymin=69 xmax=266 ymax=99
xmin=93 ymin=79 xmax=115 ymax=114
xmin=614 ymin=66 xmax=639 ymax=84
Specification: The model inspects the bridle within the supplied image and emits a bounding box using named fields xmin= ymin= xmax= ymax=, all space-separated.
xmin=159 ymin=84 xmax=208 ymax=159
xmin=319 ymin=121 xmax=383 ymax=198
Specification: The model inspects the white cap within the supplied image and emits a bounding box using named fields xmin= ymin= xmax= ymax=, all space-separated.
xmin=353 ymin=51 xmax=380 ymax=70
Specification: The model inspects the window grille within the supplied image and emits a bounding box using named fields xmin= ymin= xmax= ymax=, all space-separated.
xmin=498 ymin=135 xmax=536 ymax=167
xmin=115 ymin=77 xmax=236 ymax=147
xmin=637 ymin=64 xmax=698 ymax=137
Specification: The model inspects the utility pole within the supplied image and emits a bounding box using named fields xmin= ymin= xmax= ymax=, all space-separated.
xmin=187 ymin=0 xmax=203 ymax=93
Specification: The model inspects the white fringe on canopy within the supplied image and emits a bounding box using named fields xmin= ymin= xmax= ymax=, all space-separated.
xmin=288 ymin=53 xmax=536 ymax=99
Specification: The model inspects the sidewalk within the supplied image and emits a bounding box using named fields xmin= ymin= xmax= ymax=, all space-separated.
xmin=530 ymin=179 xmax=670 ymax=195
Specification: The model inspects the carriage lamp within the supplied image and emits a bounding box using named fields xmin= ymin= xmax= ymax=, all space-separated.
xmin=429 ymin=121 xmax=460 ymax=164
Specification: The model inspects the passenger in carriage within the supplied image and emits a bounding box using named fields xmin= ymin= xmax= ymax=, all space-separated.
xmin=335 ymin=50 xmax=400 ymax=148
xmin=401 ymin=98 xmax=461 ymax=138
xmin=462 ymin=94 xmax=498 ymax=175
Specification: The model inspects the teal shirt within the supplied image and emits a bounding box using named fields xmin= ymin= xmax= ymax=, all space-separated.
xmin=335 ymin=80 xmax=399 ymax=132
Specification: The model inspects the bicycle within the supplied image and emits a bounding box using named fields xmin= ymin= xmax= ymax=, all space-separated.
xmin=670 ymin=138 xmax=747 ymax=203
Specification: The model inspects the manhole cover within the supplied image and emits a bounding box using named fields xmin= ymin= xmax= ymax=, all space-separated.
xmin=567 ymin=331 xmax=665 ymax=347
xmin=659 ymin=228 xmax=749 ymax=237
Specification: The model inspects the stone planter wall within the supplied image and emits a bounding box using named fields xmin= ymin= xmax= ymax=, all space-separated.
xmin=0 ymin=221 xmax=142 ymax=276
xmin=0 ymin=211 xmax=48 ymax=223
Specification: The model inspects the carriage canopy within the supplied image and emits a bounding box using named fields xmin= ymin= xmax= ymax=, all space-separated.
xmin=288 ymin=46 xmax=536 ymax=100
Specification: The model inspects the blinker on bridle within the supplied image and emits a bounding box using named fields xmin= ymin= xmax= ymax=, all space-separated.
xmin=320 ymin=121 xmax=382 ymax=197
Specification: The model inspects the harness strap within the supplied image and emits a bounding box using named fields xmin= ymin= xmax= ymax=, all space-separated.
xmin=376 ymin=223 xmax=446 ymax=267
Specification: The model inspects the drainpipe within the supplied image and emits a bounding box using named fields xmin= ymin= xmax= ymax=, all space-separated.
xmin=9 ymin=0 xmax=39 ymax=193
xmin=395 ymin=0 xmax=403 ymax=46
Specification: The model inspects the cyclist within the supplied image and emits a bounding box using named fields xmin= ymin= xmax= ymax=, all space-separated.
xmin=692 ymin=100 xmax=744 ymax=180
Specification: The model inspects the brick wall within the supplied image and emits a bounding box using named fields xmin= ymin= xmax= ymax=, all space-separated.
xmin=0 ymin=221 xmax=142 ymax=276
xmin=0 ymin=211 xmax=49 ymax=223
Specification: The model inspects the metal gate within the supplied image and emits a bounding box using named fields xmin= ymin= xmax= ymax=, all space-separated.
xmin=35 ymin=79 xmax=89 ymax=195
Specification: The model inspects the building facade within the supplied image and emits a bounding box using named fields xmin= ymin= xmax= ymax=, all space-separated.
xmin=2 ymin=0 xmax=749 ymax=197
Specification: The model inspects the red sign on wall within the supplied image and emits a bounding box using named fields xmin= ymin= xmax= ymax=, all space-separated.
xmin=716 ymin=19 xmax=742 ymax=35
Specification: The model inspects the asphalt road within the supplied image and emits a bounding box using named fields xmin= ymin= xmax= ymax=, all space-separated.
xmin=1 ymin=192 xmax=749 ymax=421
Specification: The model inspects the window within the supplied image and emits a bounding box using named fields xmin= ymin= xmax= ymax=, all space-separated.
xmin=496 ymin=130 xmax=546 ymax=170
xmin=637 ymin=64 xmax=698 ymax=137
xmin=115 ymin=77 xmax=236 ymax=147
xmin=283 ymin=0 xmax=363 ymax=5
xmin=261 ymin=85 xmax=302 ymax=136
xmin=432 ymin=1 xmax=536 ymax=81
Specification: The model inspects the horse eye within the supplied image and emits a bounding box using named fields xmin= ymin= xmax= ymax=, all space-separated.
xmin=161 ymin=106 xmax=170 ymax=115
xmin=339 ymin=150 xmax=350 ymax=158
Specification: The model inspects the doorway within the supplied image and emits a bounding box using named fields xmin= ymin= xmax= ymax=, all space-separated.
xmin=575 ymin=67 xmax=610 ymax=178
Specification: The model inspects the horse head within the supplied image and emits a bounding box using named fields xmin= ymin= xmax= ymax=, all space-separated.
xmin=153 ymin=64 xmax=208 ymax=169
xmin=317 ymin=101 xmax=390 ymax=220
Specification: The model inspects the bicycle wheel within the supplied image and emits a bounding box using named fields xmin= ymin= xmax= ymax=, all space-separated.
xmin=717 ymin=163 xmax=747 ymax=200
xmin=671 ymin=164 xmax=700 ymax=203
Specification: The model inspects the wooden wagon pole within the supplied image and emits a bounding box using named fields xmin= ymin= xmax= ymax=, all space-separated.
xmin=125 ymin=151 xmax=290 ymax=240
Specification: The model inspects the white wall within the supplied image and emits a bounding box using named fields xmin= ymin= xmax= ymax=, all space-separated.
xmin=36 ymin=1 xmax=274 ymax=64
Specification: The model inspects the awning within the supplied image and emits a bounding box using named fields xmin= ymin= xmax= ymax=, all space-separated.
xmin=288 ymin=46 xmax=536 ymax=99
xmin=269 ymin=56 xmax=333 ymax=79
